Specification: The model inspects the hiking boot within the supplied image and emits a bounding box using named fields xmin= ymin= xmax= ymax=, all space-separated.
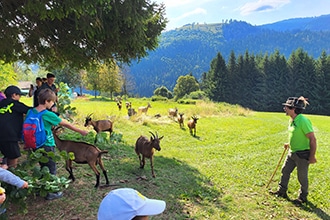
xmin=293 ymin=197 xmax=307 ymax=205
xmin=45 ymin=191 xmax=63 ymax=200
xmin=269 ymin=190 xmax=288 ymax=199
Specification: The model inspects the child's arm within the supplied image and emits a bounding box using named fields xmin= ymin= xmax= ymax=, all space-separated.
xmin=0 ymin=168 xmax=28 ymax=189
xmin=59 ymin=120 xmax=88 ymax=136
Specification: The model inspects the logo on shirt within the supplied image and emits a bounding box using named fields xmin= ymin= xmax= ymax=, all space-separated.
xmin=0 ymin=103 xmax=14 ymax=114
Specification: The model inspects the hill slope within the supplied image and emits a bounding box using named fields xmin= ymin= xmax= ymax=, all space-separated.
xmin=129 ymin=15 xmax=330 ymax=97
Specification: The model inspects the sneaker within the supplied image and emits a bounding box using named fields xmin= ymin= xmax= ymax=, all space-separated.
xmin=269 ymin=190 xmax=288 ymax=199
xmin=293 ymin=197 xmax=307 ymax=205
xmin=45 ymin=191 xmax=63 ymax=200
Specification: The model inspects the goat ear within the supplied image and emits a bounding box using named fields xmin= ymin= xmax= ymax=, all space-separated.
xmin=159 ymin=136 xmax=164 ymax=140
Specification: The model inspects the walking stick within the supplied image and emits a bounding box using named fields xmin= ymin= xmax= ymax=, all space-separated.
xmin=266 ymin=146 xmax=288 ymax=188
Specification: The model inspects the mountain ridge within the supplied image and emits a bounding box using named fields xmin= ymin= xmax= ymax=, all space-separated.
xmin=129 ymin=14 xmax=330 ymax=97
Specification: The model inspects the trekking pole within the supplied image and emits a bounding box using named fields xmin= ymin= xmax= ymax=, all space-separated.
xmin=266 ymin=145 xmax=288 ymax=188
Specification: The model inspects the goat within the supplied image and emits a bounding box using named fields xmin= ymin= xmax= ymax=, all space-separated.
xmin=187 ymin=115 xmax=199 ymax=136
xmin=168 ymin=107 xmax=178 ymax=117
xmin=84 ymin=113 xmax=113 ymax=143
xmin=125 ymin=101 xmax=132 ymax=109
xmin=52 ymin=127 xmax=109 ymax=187
xmin=177 ymin=113 xmax=184 ymax=128
xmin=135 ymin=131 xmax=164 ymax=178
xmin=138 ymin=102 xmax=152 ymax=114
xmin=128 ymin=107 xmax=137 ymax=117
xmin=117 ymin=101 xmax=122 ymax=111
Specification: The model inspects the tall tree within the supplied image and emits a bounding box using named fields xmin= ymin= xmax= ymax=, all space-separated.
xmin=98 ymin=62 xmax=122 ymax=100
xmin=0 ymin=0 xmax=167 ymax=68
xmin=0 ymin=61 xmax=17 ymax=90
xmin=173 ymin=74 xmax=199 ymax=100
xmin=262 ymin=50 xmax=290 ymax=111
xmin=203 ymin=53 xmax=228 ymax=102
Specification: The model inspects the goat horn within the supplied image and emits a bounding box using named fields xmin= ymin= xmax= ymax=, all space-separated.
xmin=86 ymin=113 xmax=93 ymax=118
xmin=149 ymin=131 xmax=156 ymax=139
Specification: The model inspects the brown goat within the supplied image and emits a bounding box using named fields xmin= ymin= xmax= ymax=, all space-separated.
xmin=187 ymin=116 xmax=199 ymax=136
xmin=52 ymin=127 xmax=109 ymax=187
xmin=117 ymin=101 xmax=122 ymax=111
xmin=135 ymin=131 xmax=164 ymax=178
xmin=138 ymin=102 xmax=152 ymax=114
xmin=84 ymin=113 xmax=113 ymax=143
xmin=125 ymin=101 xmax=132 ymax=109
xmin=177 ymin=113 xmax=184 ymax=128
xmin=128 ymin=108 xmax=137 ymax=117
xmin=168 ymin=107 xmax=178 ymax=117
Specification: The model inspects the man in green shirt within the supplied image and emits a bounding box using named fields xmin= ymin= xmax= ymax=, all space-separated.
xmin=271 ymin=96 xmax=317 ymax=205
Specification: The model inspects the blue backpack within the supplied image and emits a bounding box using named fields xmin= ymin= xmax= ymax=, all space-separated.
xmin=22 ymin=109 xmax=47 ymax=150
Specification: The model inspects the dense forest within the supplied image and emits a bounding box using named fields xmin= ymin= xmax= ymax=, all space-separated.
xmin=129 ymin=15 xmax=330 ymax=98
xmin=200 ymin=49 xmax=330 ymax=115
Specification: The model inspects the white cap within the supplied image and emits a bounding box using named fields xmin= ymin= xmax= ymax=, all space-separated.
xmin=98 ymin=188 xmax=166 ymax=220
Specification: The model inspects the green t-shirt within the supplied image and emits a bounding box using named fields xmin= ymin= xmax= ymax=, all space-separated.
xmin=288 ymin=114 xmax=313 ymax=152
xmin=32 ymin=108 xmax=62 ymax=147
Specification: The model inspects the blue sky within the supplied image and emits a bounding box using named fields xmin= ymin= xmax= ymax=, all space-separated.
xmin=155 ymin=0 xmax=330 ymax=30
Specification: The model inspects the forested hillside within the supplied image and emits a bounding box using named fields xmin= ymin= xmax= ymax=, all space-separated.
xmin=129 ymin=15 xmax=330 ymax=97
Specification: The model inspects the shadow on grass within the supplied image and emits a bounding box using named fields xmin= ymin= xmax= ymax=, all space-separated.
xmin=111 ymin=148 xmax=227 ymax=219
xmin=293 ymin=201 xmax=330 ymax=220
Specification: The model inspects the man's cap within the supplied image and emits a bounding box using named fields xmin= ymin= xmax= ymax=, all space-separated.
xmin=98 ymin=188 xmax=166 ymax=220
xmin=4 ymin=85 xmax=22 ymax=97
xmin=282 ymin=96 xmax=308 ymax=109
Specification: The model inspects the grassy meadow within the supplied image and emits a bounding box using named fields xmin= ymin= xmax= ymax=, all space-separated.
xmin=7 ymin=96 xmax=330 ymax=219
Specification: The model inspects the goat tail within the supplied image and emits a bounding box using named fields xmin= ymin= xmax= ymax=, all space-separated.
xmin=99 ymin=150 xmax=108 ymax=156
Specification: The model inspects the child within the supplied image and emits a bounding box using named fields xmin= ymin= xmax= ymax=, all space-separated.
xmin=0 ymin=86 xmax=30 ymax=168
xmin=32 ymin=88 xmax=88 ymax=200
xmin=98 ymin=188 xmax=166 ymax=220
xmin=0 ymin=164 xmax=29 ymax=215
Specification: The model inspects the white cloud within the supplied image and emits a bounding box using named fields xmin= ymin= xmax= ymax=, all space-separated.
xmin=240 ymin=0 xmax=290 ymax=15
xmin=173 ymin=8 xmax=207 ymax=21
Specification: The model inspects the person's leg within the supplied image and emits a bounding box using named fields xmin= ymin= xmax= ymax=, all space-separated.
xmin=39 ymin=146 xmax=56 ymax=175
xmin=294 ymin=153 xmax=309 ymax=202
xmin=0 ymin=142 xmax=21 ymax=168
xmin=278 ymin=153 xmax=296 ymax=195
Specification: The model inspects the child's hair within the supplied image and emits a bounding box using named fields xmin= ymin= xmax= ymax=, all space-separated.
xmin=38 ymin=88 xmax=57 ymax=104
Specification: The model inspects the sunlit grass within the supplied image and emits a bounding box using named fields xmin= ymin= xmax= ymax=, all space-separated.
xmin=12 ymin=96 xmax=330 ymax=219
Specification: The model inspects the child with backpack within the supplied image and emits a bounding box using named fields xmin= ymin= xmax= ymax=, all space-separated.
xmin=0 ymin=86 xmax=30 ymax=168
xmin=25 ymin=88 xmax=88 ymax=200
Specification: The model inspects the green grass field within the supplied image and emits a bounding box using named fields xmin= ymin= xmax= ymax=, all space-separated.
xmin=8 ymin=96 xmax=330 ymax=219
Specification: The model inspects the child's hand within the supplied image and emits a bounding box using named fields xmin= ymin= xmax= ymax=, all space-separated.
xmin=21 ymin=181 xmax=29 ymax=189
xmin=0 ymin=164 xmax=8 ymax=170
xmin=0 ymin=187 xmax=6 ymax=204
xmin=0 ymin=194 xmax=6 ymax=204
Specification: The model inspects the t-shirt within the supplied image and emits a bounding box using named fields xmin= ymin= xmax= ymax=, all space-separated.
xmin=288 ymin=114 xmax=314 ymax=152
xmin=0 ymin=99 xmax=30 ymax=141
xmin=30 ymin=108 xmax=62 ymax=147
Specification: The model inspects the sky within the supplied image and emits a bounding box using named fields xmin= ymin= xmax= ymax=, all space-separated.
xmin=154 ymin=0 xmax=330 ymax=30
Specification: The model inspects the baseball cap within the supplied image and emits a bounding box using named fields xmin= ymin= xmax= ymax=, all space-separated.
xmin=98 ymin=188 xmax=166 ymax=220
xmin=4 ymin=85 xmax=22 ymax=97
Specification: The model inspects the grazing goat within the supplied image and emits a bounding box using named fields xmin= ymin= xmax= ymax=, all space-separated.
xmin=52 ymin=127 xmax=109 ymax=187
xmin=168 ymin=107 xmax=178 ymax=117
xmin=187 ymin=116 xmax=199 ymax=136
xmin=128 ymin=108 xmax=137 ymax=117
xmin=84 ymin=113 xmax=113 ymax=143
xmin=117 ymin=101 xmax=122 ymax=111
xmin=125 ymin=101 xmax=132 ymax=109
xmin=177 ymin=113 xmax=184 ymax=128
xmin=135 ymin=131 xmax=164 ymax=178
xmin=138 ymin=102 xmax=152 ymax=114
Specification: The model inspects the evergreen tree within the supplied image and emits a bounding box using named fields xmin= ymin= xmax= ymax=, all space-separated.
xmin=204 ymin=53 xmax=228 ymax=102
